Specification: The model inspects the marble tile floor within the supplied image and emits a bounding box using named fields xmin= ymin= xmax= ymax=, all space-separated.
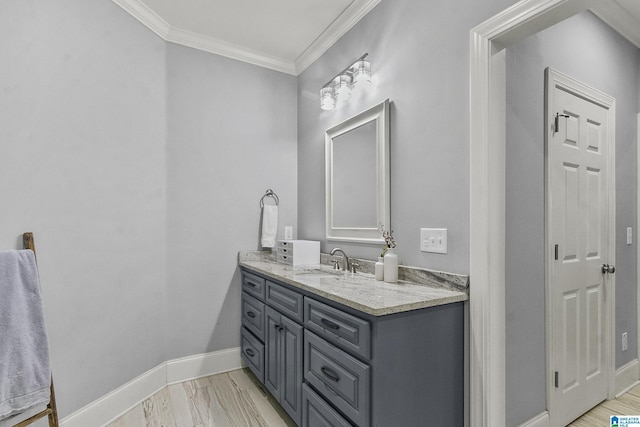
xmin=569 ymin=383 xmax=640 ymax=426
xmin=106 ymin=369 xmax=296 ymax=427
xmin=107 ymin=368 xmax=640 ymax=427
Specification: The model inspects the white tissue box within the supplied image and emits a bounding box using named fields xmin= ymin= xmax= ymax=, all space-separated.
xmin=276 ymin=240 xmax=320 ymax=266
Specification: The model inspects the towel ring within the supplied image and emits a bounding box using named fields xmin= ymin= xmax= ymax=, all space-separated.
xmin=260 ymin=189 xmax=279 ymax=208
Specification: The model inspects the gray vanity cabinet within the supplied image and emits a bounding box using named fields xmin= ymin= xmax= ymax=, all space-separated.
xmin=240 ymin=268 xmax=465 ymax=427
xmin=241 ymin=275 xmax=304 ymax=426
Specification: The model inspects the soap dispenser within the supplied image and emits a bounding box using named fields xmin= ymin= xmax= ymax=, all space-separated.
xmin=375 ymin=257 xmax=384 ymax=281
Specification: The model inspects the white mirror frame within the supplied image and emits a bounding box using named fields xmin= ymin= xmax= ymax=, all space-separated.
xmin=325 ymin=99 xmax=390 ymax=244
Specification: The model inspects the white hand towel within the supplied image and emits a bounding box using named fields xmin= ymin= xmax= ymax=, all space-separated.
xmin=0 ymin=250 xmax=51 ymax=421
xmin=261 ymin=205 xmax=278 ymax=248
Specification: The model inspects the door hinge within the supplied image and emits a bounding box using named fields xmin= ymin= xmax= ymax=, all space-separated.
xmin=554 ymin=371 xmax=559 ymax=388
xmin=554 ymin=113 xmax=570 ymax=133
xmin=554 ymin=244 xmax=559 ymax=260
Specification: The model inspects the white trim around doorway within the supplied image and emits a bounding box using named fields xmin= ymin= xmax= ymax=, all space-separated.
xmin=467 ymin=0 xmax=640 ymax=426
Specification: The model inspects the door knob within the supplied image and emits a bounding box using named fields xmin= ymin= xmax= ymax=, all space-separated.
xmin=602 ymin=264 xmax=616 ymax=274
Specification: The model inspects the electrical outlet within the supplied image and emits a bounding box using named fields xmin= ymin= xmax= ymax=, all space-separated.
xmin=420 ymin=228 xmax=448 ymax=254
xmin=622 ymin=332 xmax=628 ymax=352
xmin=284 ymin=226 xmax=293 ymax=240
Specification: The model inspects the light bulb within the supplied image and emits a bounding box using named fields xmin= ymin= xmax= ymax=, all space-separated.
xmin=352 ymin=60 xmax=371 ymax=89
xmin=320 ymin=86 xmax=336 ymax=110
xmin=333 ymin=74 xmax=352 ymax=103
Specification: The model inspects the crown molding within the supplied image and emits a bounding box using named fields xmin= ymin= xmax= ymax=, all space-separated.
xmin=165 ymin=27 xmax=297 ymax=75
xmin=112 ymin=0 xmax=170 ymax=39
xmin=590 ymin=0 xmax=640 ymax=48
xmin=294 ymin=0 xmax=382 ymax=74
xmin=113 ymin=0 xmax=379 ymax=76
xmin=112 ymin=0 xmax=297 ymax=74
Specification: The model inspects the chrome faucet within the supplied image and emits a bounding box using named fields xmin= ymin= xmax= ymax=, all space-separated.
xmin=329 ymin=248 xmax=350 ymax=272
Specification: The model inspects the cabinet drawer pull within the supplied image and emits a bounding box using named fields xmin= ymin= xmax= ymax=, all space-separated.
xmin=321 ymin=366 xmax=340 ymax=382
xmin=245 ymin=348 xmax=255 ymax=357
xmin=274 ymin=324 xmax=284 ymax=332
xmin=246 ymin=281 xmax=257 ymax=288
xmin=247 ymin=311 xmax=256 ymax=318
xmin=320 ymin=318 xmax=340 ymax=330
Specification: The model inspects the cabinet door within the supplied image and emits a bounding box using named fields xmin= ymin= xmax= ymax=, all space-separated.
xmin=265 ymin=306 xmax=303 ymax=426
xmin=280 ymin=314 xmax=303 ymax=425
xmin=265 ymin=306 xmax=281 ymax=399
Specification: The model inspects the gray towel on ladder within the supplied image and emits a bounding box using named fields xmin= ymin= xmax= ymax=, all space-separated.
xmin=0 ymin=250 xmax=51 ymax=421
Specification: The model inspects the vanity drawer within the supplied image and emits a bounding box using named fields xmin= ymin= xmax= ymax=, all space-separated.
xmin=241 ymin=326 xmax=264 ymax=384
xmin=304 ymin=331 xmax=370 ymax=427
xmin=266 ymin=281 xmax=304 ymax=323
xmin=242 ymin=271 xmax=266 ymax=300
xmin=302 ymin=383 xmax=354 ymax=427
xmin=277 ymin=240 xmax=292 ymax=250
xmin=242 ymin=292 xmax=265 ymax=341
xmin=276 ymin=252 xmax=293 ymax=265
xmin=304 ymin=297 xmax=371 ymax=359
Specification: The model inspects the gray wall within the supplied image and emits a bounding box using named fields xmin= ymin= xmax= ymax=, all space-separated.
xmin=0 ymin=0 xmax=297 ymax=420
xmin=0 ymin=0 xmax=167 ymax=417
xmin=505 ymin=11 xmax=639 ymax=426
xmin=297 ymin=0 xmax=514 ymax=274
xmin=165 ymin=44 xmax=297 ymax=360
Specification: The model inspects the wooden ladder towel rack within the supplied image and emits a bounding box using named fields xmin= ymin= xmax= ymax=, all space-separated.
xmin=13 ymin=232 xmax=59 ymax=427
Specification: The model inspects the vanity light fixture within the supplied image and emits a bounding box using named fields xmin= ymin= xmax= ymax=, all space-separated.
xmin=320 ymin=53 xmax=371 ymax=111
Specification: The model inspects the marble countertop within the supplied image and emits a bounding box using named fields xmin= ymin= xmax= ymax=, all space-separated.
xmin=238 ymin=251 xmax=468 ymax=316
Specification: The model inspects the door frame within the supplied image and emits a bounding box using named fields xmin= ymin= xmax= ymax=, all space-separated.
xmin=544 ymin=67 xmax=616 ymax=425
xmin=469 ymin=1 xmax=638 ymax=426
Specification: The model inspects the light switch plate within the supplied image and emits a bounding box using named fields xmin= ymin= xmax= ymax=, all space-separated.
xmin=420 ymin=228 xmax=448 ymax=254
xmin=627 ymin=227 xmax=632 ymax=245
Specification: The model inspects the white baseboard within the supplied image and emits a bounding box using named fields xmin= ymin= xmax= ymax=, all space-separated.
xmin=515 ymin=360 xmax=640 ymax=427
xmin=59 ymin=347 xmax=242 ymax=427
xmin=517 ymin=411 xmax=549 ymax=427
xmin=615 ymin=358 xmax=640 ymax=397
xmin=166 ymin=347 xmax=241 ymax=385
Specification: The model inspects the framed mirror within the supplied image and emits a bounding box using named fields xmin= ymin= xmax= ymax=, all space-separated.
xmin=325 ymin=99 xmax=390 ymax=244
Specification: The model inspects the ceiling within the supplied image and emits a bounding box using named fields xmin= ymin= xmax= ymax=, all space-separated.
xmin=112 ymin=0 xmax=640 ymax=76
xmin=112 ymin=0 xmax=381 ymax=75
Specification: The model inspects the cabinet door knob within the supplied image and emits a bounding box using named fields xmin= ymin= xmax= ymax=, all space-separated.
xmin=245 ymin=348 xmax=255 ymax=357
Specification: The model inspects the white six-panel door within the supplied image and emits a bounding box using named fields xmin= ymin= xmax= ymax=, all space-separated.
xmin=546 ymin=68 xmax=615 ymax=427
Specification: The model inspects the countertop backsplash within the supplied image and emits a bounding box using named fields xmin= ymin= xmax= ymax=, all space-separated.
xmin=239 ymin=250 xmax=469 ymax=293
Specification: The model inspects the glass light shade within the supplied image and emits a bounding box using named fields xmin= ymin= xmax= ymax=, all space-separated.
xmin=333 ymin=74 xmax=352 ymax=102
xmin=320 ymin=86 xmax=336 ymax=110
xmin=352 ymin=60 xmax=371 ymax=89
